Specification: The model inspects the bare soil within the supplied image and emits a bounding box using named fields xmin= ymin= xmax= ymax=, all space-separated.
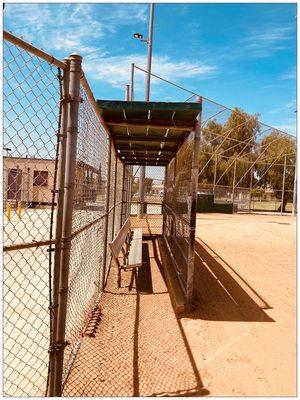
xmin=187 ymin=212 xmax=296 ymax=396
xmin=63 ymin=213 xmax=296 ymax=397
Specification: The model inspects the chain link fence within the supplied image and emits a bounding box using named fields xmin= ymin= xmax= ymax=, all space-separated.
xmin=130 ymin=165 xmax=165 ymax=236
xmin=3 ymin=32 xmax=128 ymax=397
xmin=62 ymin=83 xmax=110 ymax=384
xmin=198 ymin=97 xmax=297 ymax=214
xmin=3 ymin=36 xmax=61 ymax=397
xmin=163 ymin=133 xmax=196 ymax=296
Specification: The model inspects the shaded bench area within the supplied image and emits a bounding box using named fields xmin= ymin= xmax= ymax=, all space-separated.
xmin=63 ymin=238 xmax=209 ymax=397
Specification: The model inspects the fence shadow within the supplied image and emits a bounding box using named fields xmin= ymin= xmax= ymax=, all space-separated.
xmin=63 ymin=239 xmax=209 ymax=397
xmin=190 ymin=239 xmax=274 ymax=322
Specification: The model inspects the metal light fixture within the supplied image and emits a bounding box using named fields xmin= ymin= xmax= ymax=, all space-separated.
xmin=133 ymin=32 xmax=149 ymax=44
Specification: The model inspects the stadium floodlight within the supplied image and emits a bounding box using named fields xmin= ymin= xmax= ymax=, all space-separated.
xmin=133 ymin=32 xmax=149 ymax=44
xmin=133 ymin=33 xmax=143 ymax=39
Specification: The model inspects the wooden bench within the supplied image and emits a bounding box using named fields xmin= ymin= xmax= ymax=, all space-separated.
xmin=109 ymin=218 xmax=143 ymax=288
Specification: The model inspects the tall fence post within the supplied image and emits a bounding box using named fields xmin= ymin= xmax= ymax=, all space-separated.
xmin=102 ymin=139 xmax=112 ymax=289
xmin=53 ymin=53 xmax=82 ymax=396
xmin=280 ymin=155 xmax=287 ymax=215
xmin=249 ymin=165 xmax=253 ymax=212
xmin=112 ymin=153 xmax=118 ymax=238
xmin=162 ymin=166 xmax=168 ymax=236
xmin=131 ymin=63 xmax=135 ymax=101
xmin=186 ymin=96 xmax=202 ymax=308
xmin=232 ymin=158 xmax=237 ymax=204
xmin=213 ymin=155 xmax=218 ymax=196
xmin=47 ymin=57 xmax=70 ymax=397
xmin=292 ymin=159 xmax=297 ymax=216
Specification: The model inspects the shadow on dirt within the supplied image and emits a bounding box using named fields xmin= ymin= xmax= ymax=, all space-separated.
xmin=189 ymin=239 xmax=274 ymax=322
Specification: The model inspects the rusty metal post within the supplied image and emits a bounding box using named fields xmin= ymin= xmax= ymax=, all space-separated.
xmin=53 ymin=53 xmax=82 ymax=396
xmin=280 ymin=155 xmax=287 ymax=215
xmin=102 ymin=138 xmax=112 ymax=289
xmin=186 ymin=96 xmax=202 ymax=308
xmin=47 ymin=58 xmax=70 ymax=397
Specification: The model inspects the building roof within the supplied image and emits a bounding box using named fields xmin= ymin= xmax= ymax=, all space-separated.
xmin=97 ymin=100 xmax=201 ymax=166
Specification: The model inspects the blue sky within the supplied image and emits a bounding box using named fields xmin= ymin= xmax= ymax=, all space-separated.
xmin=4 ymin=2 xmax=297 ymax=135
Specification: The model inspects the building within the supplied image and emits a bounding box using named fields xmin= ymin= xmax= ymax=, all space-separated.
xmin=4 ymin=156 xmax=55 ymax=207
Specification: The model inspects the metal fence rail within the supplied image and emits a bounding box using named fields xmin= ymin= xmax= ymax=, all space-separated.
xmin=3 ymin=31 xmax=128 ymax=397
xmin=3 ymin=35 xmax=61 ymax=397
xmin=61 ymin=81 xmax=110 ymax=385
xmin=198 ymin=98 xmax=297 ymax=214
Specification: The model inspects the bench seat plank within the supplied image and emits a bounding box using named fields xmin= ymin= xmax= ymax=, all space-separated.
xmin=127 ymin=228 xmax=143 ymax=268
xmin=109 ymin=218 xmax=131 ymax=259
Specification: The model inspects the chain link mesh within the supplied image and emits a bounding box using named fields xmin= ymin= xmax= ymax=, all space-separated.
xmin=3 ymin=39 xmax=60 ymax=396
xmin=198 ymin=98 xmax=296 ymax=213
xmin=62 ymin=84 xmax=110 ymax=381
xmin=164 ymin=133 xmax=195 ymax=292
xmin=130 ymin=166 xmax=165 ymax=236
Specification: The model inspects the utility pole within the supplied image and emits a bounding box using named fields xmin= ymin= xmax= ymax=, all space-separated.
xmin=138 ymin=3 xmax=155 ymax=218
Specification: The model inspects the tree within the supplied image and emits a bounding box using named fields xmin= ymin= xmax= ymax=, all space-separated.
xmin=255 ymin=131 xmax=296 ymax=212
xmin=199 ymin=108 xmax=260 ymax=189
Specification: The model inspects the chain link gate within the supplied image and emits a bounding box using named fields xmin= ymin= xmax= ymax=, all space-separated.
xmin=3 ymin=31 xmax=129 ymax=397
xmin=3 ymin=33 xmax=62 ymax=397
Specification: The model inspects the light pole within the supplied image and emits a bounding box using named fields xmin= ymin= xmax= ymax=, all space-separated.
xmin=133 ymin=3 xmax=155 ymax=218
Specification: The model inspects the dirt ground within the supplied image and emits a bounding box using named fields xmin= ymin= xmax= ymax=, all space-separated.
xmin=63 ymin=212 xmax=296 ymax=397
xmin=188 ymin=212 xmax=296 ymax=396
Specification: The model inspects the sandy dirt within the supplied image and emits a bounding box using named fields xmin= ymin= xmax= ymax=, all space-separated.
xmin=185 ymin=212 xmax=296 ymax=396
xmin=63 ymin=212 xmax=296 ymax=397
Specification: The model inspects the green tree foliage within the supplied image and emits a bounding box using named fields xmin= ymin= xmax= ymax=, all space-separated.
xmin=199 ymin=108 xmax=260 ymax=188
xmin=255 ymin=131 xmax=296 ymax=211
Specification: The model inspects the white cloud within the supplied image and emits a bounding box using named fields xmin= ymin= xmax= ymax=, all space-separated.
xmin=4 ymin=3 xmax=147 ymax=54
xmin=240 ymin=26 xmax=294 ymax=58
xmin=83 ymin=53 xmax=217 ymax=89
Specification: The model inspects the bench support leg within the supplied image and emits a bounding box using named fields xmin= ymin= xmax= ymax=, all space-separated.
xmin=118 ymin=268 xmax=121 ymax=288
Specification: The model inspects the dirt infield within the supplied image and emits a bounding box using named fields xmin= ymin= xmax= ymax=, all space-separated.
xmin=184 ymin=212 xmax=296 ymax=396
xmin=63 ymin=212 xmax=296 ymax=397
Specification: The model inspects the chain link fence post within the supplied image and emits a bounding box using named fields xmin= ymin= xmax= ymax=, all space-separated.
xmin=102 ymin=139 xmax=112 ymax=289
xmin=280 ymin=155 xmax=287 ymax=215
xmin=53 ymin=53 xmax=82 ymax=396
xmin=186 ymin=96 xmax=202 ymax=308
xmin=292 ymin=159 xmax=297 ymax=216
xmin=47 ymin=57 xmax=70 ymax=397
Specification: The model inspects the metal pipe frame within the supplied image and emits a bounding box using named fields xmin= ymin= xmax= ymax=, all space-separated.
xmin=47 ymin=57 xmax=70 ymax=397
xmin=53 ymin=53 xmax=82 ymax=396
xmin=280 ymin=155 xmax=287 ymax=215
xmin=102 ymin=138 xmax=113 ymax=289
xmin=186 ymin=96 xmax=202 ymax=307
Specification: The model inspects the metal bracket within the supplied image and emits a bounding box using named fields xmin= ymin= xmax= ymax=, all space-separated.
xmin=48 ymin=341 xmax=70 ymax=353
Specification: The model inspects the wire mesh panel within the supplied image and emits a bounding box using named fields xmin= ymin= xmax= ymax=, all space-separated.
xmin=198 ymin=98 xmax=297 ymax=214
xmin=114 ymin=158 xmax=124 ymax=233
xmin=130 ymin=165 xmax=165 ymax=235
xmin=62 ymin=84 xmax=109 ymax=383
xmin=3 ymin=39 xmax=61 ymax=396
xmin=163 ymin=133 xmax=195 ymax=293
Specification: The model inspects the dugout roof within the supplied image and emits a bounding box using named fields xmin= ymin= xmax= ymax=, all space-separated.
xmin=97 ymin=100 xmax=201 ymax=166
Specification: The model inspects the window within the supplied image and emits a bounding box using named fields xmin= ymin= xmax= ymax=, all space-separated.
xmin=33 ymin=170 xmax=48 ymax=187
